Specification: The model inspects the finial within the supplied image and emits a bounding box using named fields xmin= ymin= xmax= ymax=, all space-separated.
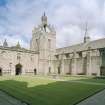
xmin=3 ymin=39 xmax=8 ymax=47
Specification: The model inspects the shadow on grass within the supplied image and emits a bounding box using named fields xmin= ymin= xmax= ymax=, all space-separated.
xmin=0 ymin=79 xmax=105 ymax=105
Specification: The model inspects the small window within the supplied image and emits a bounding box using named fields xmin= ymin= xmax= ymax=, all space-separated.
xmin=88 ymin=46 xmax=91 ymax=50
xmin=17 ymin=53 xmax=21 ymax=60
xmin=17 ymin=56 xmax=21 ymax=60
xmin=30 ymin=55 xmax=33 ymax=61
xmin=1 ymin=51 xmax=6 ymax=54
xmin=36 ymin=39 xmax=39 ymax=45
xmin=36 ymin=39 xmax=39 ymax=50
xmin=48 ymin=39 xmax=51 ymax=49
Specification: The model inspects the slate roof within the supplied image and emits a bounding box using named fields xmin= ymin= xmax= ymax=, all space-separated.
xmin=56 ymin=38 xmax=105 ymax=54
xmin=0 ymin=46 xmax=38 ymax=54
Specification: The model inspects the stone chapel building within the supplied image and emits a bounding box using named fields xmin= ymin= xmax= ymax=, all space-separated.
xmin=0 ymin=13 xmax=105 ymax=76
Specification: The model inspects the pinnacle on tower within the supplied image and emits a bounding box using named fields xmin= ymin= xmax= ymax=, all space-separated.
xmin=3 ymin=39 xmax=8 ymax=47
xmin=16 ymin=41 xmax=21 ymax=48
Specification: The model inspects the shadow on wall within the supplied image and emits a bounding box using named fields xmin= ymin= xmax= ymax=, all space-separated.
xmin=0 ymin=79 xmax=104 ymax=105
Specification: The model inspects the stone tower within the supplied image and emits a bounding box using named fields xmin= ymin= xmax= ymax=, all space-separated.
xmin=30 ymin=13 xmax=56 ymax=75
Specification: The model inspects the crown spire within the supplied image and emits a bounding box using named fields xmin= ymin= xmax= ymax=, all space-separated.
xmin=84 ymin=22 xmax=90 ymax=43
xmin=41 ymin=12 xmax=47 ymax=32
xmin=41 ymin=12 xmax=47 ymax=23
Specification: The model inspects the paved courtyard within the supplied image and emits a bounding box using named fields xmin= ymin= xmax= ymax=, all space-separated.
xmin=77 ymin=89 xmax=105 ymax=105
xmin=0 ymin=91 xmax=27 ymax=105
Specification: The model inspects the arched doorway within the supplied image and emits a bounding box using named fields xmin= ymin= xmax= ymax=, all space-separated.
xmin=15 ymin=63 xmax=22 ymax=75
xmin=34 ymin=68 xmax=37 ymax=75
xmin=0 ymin=68 xmax=2 ymax=76
xmin=100 ymin=66 xmax=105 ymax=76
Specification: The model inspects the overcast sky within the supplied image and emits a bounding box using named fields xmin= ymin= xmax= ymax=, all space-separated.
xmin=0 ymin=0 xmax=105 ymax=48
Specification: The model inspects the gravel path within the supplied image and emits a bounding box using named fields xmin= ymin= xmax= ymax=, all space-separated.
xmin=77 ymin=89 xmax=105 ymax=105
xmin=0 ymin=91 xmax=27 ymax=105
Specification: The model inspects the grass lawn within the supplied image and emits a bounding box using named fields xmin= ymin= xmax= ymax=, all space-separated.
xmin=76 ymin=78 xmax=105 ymax=84
xmin=59 ymin=75 xmax=92 ymax=80
xmin=0 ymin=76 xmax=105 ymax=105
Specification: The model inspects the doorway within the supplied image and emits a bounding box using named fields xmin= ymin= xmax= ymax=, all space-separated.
xmin=34 ymin=68 xmax=37 ymax=75
xmin=15 ymin=64 xmax=22 ymax=75
xmin=100 ymin=66 xmax=105 ymax=76
xmin=0 ymin=68 xmax=2 ymax=76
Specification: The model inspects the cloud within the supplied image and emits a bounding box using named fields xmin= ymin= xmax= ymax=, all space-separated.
xmin=0 ymin=0 xmax=105 ymax=48
xmin=50 ymin=0 xmax=105 ymax=47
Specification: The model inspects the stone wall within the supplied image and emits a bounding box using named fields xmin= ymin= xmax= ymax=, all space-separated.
xmin=53 ymin=49 xmax=102 ymax=76
xmin=0 ymin=48 xmax=38 ymax=76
